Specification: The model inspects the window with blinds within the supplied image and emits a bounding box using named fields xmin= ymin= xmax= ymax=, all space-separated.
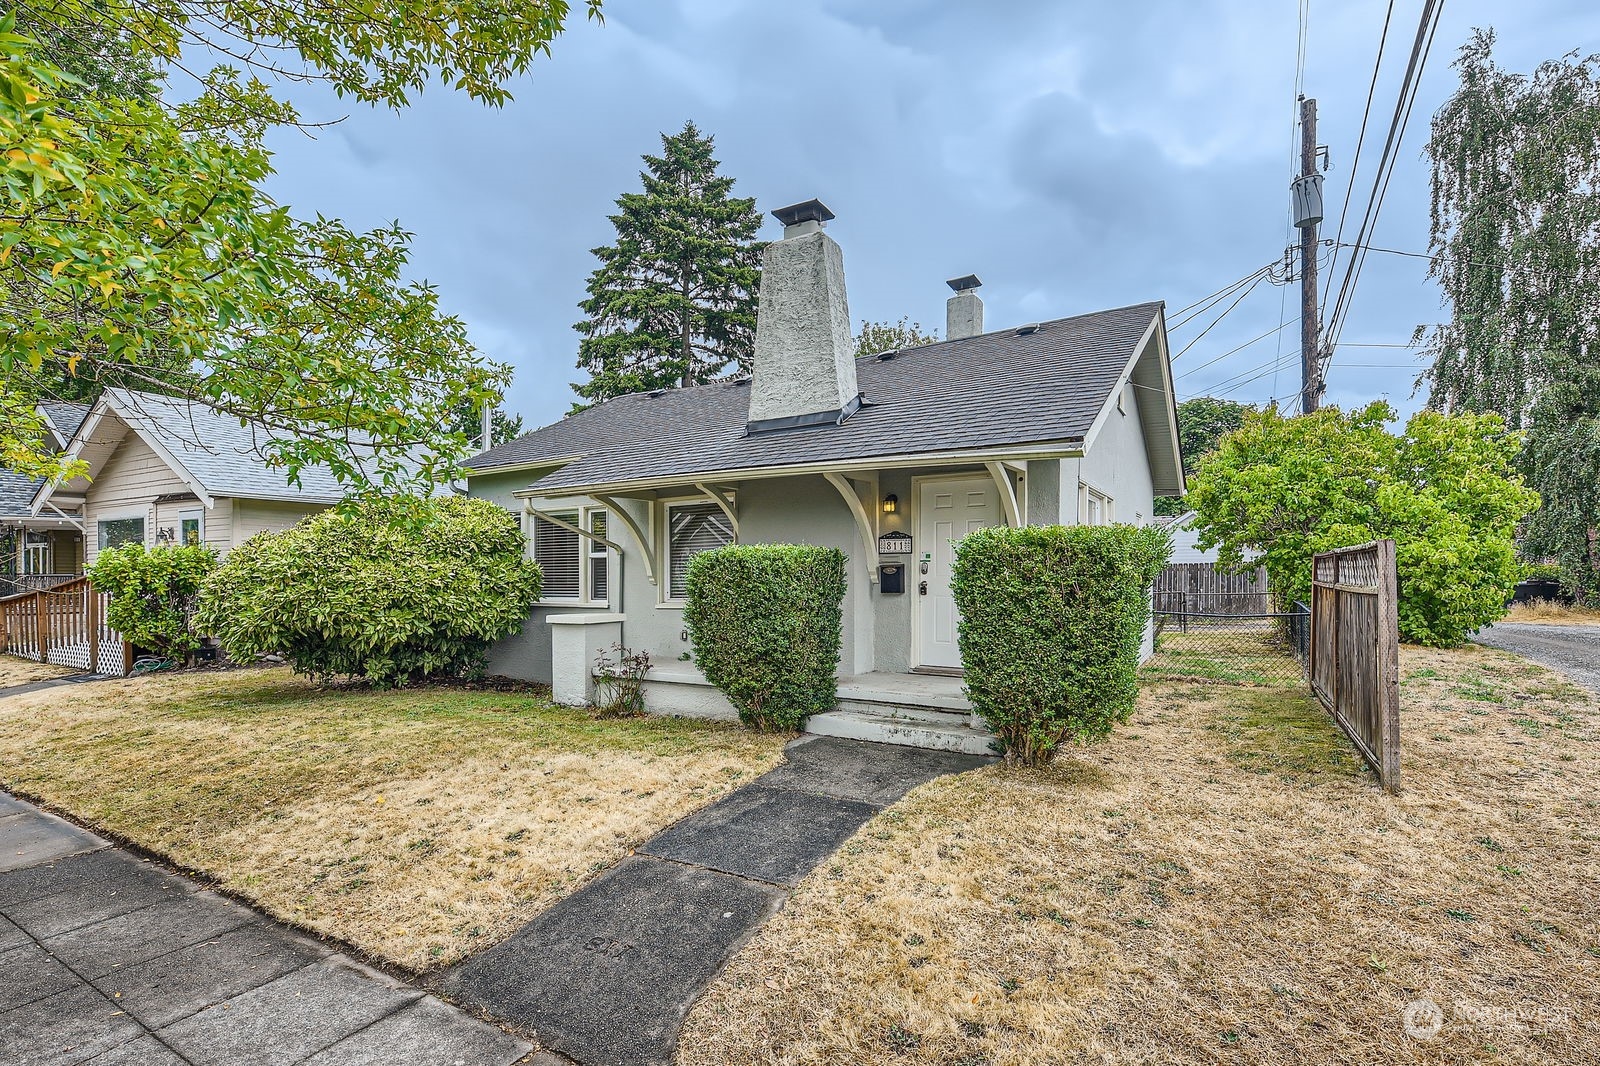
xmin=533 ymin=512 xmax=581 ymax=599
xmin=588 ymin=510 xmax=608 ymax=601
xmin=666 ymin=501 xmax=734 ymax=598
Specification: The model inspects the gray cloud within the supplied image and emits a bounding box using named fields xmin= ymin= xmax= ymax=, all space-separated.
xmin=256 ymin=0 xmax=1600 ymax=429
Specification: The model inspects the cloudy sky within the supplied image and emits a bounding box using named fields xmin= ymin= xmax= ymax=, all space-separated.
xmin=254 ymin=0 xmax=1600 ymax=432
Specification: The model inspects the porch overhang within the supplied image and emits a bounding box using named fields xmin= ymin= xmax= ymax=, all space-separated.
xmin=507 ymin=441 xmax=1085 ymax=501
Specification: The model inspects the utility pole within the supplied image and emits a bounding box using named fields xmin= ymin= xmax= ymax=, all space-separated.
xmin=1293 ymin=96 xmax=1325 ymax=414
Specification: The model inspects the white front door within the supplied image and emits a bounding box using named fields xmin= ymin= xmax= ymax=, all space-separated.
xmin=916 ymin=476 xmax=1003 ymax=670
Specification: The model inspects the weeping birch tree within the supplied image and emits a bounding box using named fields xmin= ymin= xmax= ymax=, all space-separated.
xmin=1421 ymin=30 xmax=1600 ymax=599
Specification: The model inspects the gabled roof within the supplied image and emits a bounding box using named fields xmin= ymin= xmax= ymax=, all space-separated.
xmin=472 ymin=301 xmax=1183 ymax=495
xmin=38 ymin=402 xmax=90 ymax=450
xmin=35 ymin=389 xmax=354 ymax=512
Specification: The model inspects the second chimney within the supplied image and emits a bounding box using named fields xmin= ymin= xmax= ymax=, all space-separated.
xmin=747 ymin=199 xmax=859 ymax=432
xmin=946 ymin=274 xmax=984 ymax=340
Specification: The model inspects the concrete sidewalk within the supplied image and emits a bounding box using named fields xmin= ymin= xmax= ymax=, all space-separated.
xmin=0 ymin=793 xmax=533 ymax=1066
xmin=442 ymin=735 xmax=993 ymax=1066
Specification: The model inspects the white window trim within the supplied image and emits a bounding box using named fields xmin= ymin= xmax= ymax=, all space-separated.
xmin=95 ymin=505 xmax=150 ymax=551
xmin=177 ymin=508 xmax=204 ymax=547
xmin=1078 ymin=481 xmax=1114 ymax=526
xmin=658 ymin=493 xmax=737 ymax=607
xmin=527 ymin=505 xmax=613 ymax=609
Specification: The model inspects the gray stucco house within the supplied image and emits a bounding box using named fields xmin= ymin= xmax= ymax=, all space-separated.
xmin=467 ymin=199 xmax=1183 ymax=752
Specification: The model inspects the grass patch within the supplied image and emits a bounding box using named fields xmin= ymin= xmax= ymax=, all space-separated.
xmin=680 ymin=645 xmax=1600 ymax=1066
xmin=0 ymin=654 xmax=77 ymax=687
xmin=0 ymin=667 xmax=784 ymax=972
xmin=1207 ymin=688 xmax=1365 ymax=778
xmin=1502 ymin=601 xmax=1600 ymax=625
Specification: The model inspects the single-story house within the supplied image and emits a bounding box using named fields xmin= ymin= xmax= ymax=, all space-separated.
xmin=1 ymin=402 xmax=91 ymax=592
xmin=33 ymin=388 xmax=352 ymax=565
xmin=467 ymin=199 xmax=1183 ymax=752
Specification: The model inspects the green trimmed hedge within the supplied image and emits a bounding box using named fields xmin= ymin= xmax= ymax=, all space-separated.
xmin=683 ymin=544 xmax=847 ymax=732
xmin=951 ymin=524 xmax=1170 ymax=765
xmin=195 ymin=495 xmax=541 ymax=685
xmin=88 ymin=544 xmax=217 ymax=660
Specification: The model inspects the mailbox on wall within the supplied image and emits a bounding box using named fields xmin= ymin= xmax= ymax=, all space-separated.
xmin=878 ymin=563 xmax=906 ymax=594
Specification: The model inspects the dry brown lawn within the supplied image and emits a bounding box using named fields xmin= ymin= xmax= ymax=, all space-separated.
xmin=0 ymin=654 xmax=76 ymax=687
xmin=681 ymin=645 xmax=1599 ymax=1066
xmin=1503 ymin=601 xmax=1600 ymax=626
xmin=0 ymin=667 xmax=784 ymax=972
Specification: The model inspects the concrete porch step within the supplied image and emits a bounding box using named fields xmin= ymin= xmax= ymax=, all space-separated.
xmin=803 ymin=709 xmax=997 ymax=757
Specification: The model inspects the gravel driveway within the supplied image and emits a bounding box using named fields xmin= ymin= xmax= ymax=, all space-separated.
xmin=1474 ymin=622 xmax=1600 ymax=695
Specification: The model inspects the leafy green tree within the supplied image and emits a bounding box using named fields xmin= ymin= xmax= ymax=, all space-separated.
xmin=450 ymin=401 xmax=524 ymax=450
xmin=1520 ymin=353 xmax=1600 ymax=597
xmin=1 ymin=1 xmax=598 ymax=489
xmin=1188 ymin=402 xmax=1539 ymax=646
xmin=573 ymin=122 xmax=764 ymax=403
xmin=1153 ymin=396 xmax=1254 ymax=516
xmin=854 ymin=317 xmax=938 ymax=358
xmin=1420 ymin=29 xmax=1600 ymax=599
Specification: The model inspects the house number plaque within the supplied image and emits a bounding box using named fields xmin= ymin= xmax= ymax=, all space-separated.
xmin=877 ymin=531 xmax=912 ymax=554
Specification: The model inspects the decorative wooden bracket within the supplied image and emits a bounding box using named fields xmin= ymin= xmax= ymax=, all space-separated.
xmin=590 ymin=495 xmax=659 ymax=586
xmin=525 ymin=506 xmax=626 ymax=554
xmin=693 ymin=482 xmax=740 ymax=541
xmin=824 ymin=472 xmax=879 ymax=584
xmin=984 ymin=461 xmax=1021 ymax=527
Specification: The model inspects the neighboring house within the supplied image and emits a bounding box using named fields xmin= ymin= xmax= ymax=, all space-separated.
xmin=1158 ymin=509 xmax=1262 ymax=565
xmin=467 ymin=199 xmax=1183 ymax=751
xmin=33 ymin=388 xmax=351 ymax=566
xmin=0 ymin=402 xmax=91 ymax=593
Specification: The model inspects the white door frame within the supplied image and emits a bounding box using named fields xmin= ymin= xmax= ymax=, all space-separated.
xmin=910 ymin=473 xmax=997 ymax=671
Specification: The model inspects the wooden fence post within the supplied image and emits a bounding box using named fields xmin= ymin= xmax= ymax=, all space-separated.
xmin=1377 ymin=539 xmax=1401 ymax=790
xmin=36 ymin=590 xmax=48 ymax=660
xmin=87 ymin=584 xmax=100 ymax=675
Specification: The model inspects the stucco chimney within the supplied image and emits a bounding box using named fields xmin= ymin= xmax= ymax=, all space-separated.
xmin=746 ymin=199 xmax=860 ymax=433
xmin=946 ymin=274 xmax=984 ymax=340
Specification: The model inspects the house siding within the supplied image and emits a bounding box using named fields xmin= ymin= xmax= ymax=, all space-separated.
xmin=231 ymin=499 xmax=322 ymax=546
xmin=1077 ymin=383 xmax=1156 ymax=526
xmin=82 ymin=435 xmax=191 ymax=566
xmin=82 ymin=434 xmax=323 ymax=566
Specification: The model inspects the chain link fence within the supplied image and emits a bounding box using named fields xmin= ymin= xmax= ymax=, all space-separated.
xmin=1143 ymin=605 xmax=1311 ymax=688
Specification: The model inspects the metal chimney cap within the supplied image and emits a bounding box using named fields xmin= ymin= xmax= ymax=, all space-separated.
xmin=947 ymin=274 xmax=982 ymax=292
xmin=772 ymin=199 xmax=835 ymax=227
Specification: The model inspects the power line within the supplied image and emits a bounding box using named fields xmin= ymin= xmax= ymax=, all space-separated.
xmin=1177 ymin=318 xmax=1300 ymax=380
xmin=1169 ymin=264 xmax=1274 ymax=330
xmin=1322 ymin=0 xmax=1397 ymax=311
xmin=1172 ymin=274 xmax=1267 ymax=359
xmin=1322 ymin=0 xmax=1447 ymax=358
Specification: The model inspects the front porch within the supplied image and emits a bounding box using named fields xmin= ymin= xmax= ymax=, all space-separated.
xmin=636 ymin=663 xmax=995 ymax=756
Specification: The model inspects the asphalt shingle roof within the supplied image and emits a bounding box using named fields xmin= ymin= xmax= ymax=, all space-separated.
xmin=0 ymin=469 xmax=42 ymax=519
xmin=39 ymin=402 xmax=90 ymax=448
xmin=470 ymin=302 xmax=1164 ymax=493
xmin=103 ymin=389 xmax=352 ymax=504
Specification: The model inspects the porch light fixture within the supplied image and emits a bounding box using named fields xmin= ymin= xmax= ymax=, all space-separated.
xmin=882 ymin=494 xmax=898 ymax=514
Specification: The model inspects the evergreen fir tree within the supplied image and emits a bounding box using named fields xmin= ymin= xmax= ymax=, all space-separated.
xmin=573 ymin=122 xmax=764 ymax=403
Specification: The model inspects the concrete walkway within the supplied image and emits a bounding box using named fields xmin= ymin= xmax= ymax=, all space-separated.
xmin=0 ymin=674 xmax=111 ymax=700
xmin=0 ymin=794 xmax=532 ymax=1066
xmin=441 ymin=735 xmax=993 ymax=1066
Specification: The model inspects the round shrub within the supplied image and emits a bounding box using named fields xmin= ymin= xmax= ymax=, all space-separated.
xmin=195 ymin=495 xmax=541 ymax=685
xmin=951 ymin=524 xmax=1170 ymax=766
xmin=683 ymin=543 xmax=847 ymax=732
xmin=88 ymin=543 xmax=217 ymax=660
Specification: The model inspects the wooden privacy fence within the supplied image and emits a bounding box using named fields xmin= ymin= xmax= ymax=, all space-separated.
xmin=1154 ymin=562 xmax=1271 ymax=615
xmin=0 ymin=578 xmax=131 ymax=677
xmin=1309 ymin=540 xmax=1400 ymax=792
